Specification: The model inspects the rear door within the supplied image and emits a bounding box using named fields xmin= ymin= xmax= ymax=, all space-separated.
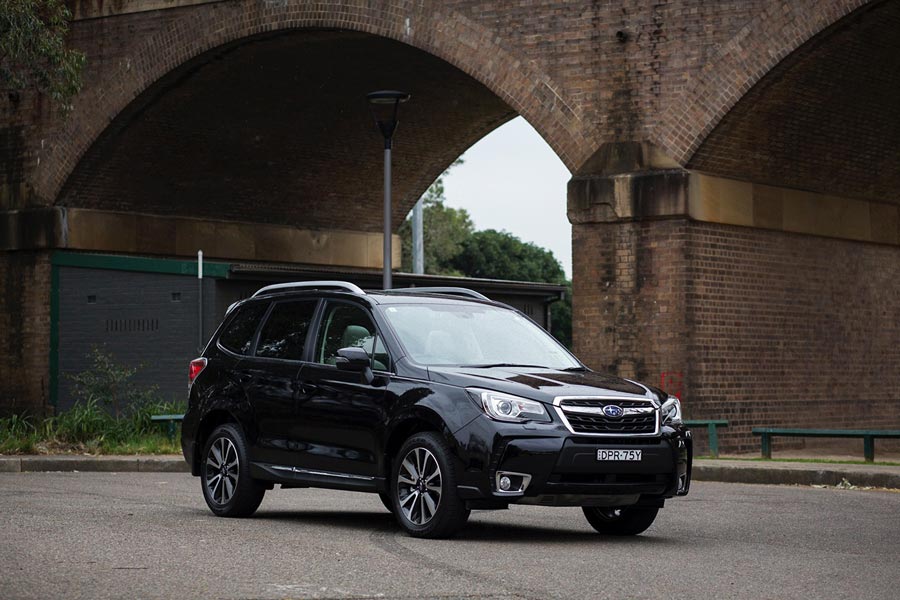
xmin=240 ymin=299 xmax=318 ymax=467
xmin=294 ymin=300 xmax=390 ymax=478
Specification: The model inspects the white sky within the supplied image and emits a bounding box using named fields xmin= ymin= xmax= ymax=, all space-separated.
xmin=441 ymin=116 xmax=573 ymax=278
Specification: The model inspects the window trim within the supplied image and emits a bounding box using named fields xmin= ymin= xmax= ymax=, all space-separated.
xmin=216 ymin=300 xmax=271 ymax=358
xmin=310 ymin=299 xmax=394 ymax=374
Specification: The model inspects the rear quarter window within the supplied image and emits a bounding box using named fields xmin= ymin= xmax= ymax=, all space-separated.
xmin=218 ymin=302 xmax=268 ymax=355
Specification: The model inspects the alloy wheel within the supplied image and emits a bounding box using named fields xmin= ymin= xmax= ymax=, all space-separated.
xmin=205 ymin=436 xmax=239 ymax=505
xmin=397 ymin=447 xmax=442 ymax=525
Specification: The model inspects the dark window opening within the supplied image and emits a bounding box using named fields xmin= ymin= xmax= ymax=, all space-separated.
xmin=255 ymin=300 xmax=318 ymax=361
xmin=219 ymin=302 xmax=268 ymax=355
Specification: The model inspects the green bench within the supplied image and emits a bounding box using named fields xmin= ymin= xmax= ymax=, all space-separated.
xmin=151 ymin=414 xmax=184 ymax=441
xmin=683 ymin=420 xmax=729 ymax=458
xmin=752 ymin=428 xmax=900 ymax=463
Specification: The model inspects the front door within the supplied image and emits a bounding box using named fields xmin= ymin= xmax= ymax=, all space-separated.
xmin=294 ymin=300 xmax=389 ymax=478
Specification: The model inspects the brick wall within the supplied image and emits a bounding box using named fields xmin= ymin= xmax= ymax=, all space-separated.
xmin=2 ymin=0 xmax=870 ymax=211
xmin=56 ymin=30 xmax=514 ymax=234
xmin=574 ymin=219 xmax=900 ymax=453
xmin=689 ymin=0 xmax=900 ymax=204
xmin=0 ymin=251 xmax=51 ymax=415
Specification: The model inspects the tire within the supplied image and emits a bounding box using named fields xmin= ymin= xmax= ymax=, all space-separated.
xmin=378 ymin=492 xmax=395 ymax=514
xmin=391 ymin=432 xmax=470 ymax=538
xmin=201 ymin=423 xmax=266 ymax=518
xmin=582 ymin=506 xmax=659 ymax=536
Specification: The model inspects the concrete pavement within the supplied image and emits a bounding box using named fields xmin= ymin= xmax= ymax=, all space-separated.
xmin=1 ymin=473 xmax=898 ymax=599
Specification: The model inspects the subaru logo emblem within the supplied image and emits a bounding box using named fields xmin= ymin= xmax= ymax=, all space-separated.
xmin=603 ymin=405 xmax=624 ymax=418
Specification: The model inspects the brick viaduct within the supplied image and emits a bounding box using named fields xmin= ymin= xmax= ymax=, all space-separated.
xmin=2 ymin=0 xmax=899 ymax=451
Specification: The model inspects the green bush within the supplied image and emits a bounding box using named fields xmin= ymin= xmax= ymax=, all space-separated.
xmin=0 ymin=350 xmax=187 ymax=455
xmin=0 ymin=413 xmax=39 ymax=453
xmin=67 ymin=347 xmax=159 ymax=418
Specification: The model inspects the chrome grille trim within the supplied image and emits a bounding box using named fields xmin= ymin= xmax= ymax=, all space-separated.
xmin=553 ymin=396 xmax=660 ymax=437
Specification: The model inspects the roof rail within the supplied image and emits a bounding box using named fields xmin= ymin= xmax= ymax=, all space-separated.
xmin=252 ymin=281 xmax=365 ymax=298
xmin=385 ymin=287 xmax=490 ymax=301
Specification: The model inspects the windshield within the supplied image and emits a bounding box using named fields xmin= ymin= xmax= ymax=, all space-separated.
xmin=380 ymin=303 xmax=580 ymax=370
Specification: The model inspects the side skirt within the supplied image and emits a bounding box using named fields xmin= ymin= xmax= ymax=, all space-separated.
xmin=250 ymin=462 xmax=383 ymax=493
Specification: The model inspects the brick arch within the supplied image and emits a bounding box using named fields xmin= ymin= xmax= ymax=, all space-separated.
xmin=35 ymin=0 xmax=585 ymax=203
xmin=654 ymin=0 xmax=872 ymax=165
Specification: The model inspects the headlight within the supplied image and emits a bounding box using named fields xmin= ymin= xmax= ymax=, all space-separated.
xmin=661 ymin=395 xmax=682 ymax=426
xmin=468 ymin=389 xmax=551 ymax=423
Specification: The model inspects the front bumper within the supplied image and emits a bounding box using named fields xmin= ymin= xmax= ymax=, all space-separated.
xmin=452 ymin=416 xmax=692 ymax=508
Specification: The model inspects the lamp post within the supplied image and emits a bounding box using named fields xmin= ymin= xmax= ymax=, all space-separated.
xmin=367 ymin=90 xmax=410 ymax=290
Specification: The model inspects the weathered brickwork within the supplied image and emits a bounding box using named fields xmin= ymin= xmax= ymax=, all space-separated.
xmin=689 ymin=0 xmax=900 ymax=204
xmin=575 ymin=219 xmax=900 ymax=453
xmin=3 ymin=0 xmax=899 ymax=430
xmin=0 ymin=0 xmax=873 ymax=213
xmin=57 ymin=31 xmax=515 ymax=233
xmin=0 ymin=252 xmax=51 ymax=415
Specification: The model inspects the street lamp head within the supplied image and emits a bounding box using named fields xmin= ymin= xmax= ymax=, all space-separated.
xmin=367 ymin=90 xmax=410 ymax=147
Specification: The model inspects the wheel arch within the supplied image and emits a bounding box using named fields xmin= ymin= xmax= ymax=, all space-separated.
xmin=383 ymin=407 xmax=450 ymax=477
xmin=193 ymin=409 xmax=242 ymax=476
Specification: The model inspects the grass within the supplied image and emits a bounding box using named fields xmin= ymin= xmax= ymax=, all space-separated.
xmin=0 ymin=398 xmax=184 ymax=456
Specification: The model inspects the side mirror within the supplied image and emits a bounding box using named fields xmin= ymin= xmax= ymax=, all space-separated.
xmin=335 ymin=346 xmax=375 ymax=385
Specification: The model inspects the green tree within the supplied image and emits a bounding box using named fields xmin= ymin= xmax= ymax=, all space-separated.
xmin=399 ymin=159 xmax=473 ymax=275
xmin=450 ymin=229 xmax=566 ymax=284
xmin=450 ymin=229 xmax=571 ymax=347
xmin=1 ymin=0 xmax=85 ymax=109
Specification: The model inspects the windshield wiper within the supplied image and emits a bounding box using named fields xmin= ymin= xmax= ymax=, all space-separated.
xmin=562 ymin=366 xmax=589 ymax=372
xmin=461 ymin=363 xmax=549 ymax=369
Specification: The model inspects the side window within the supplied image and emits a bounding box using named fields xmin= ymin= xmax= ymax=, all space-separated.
xmin=255 ymin=300 xmax=318 ymax=360
xmin=219 ymin=302 xmax=268 ymax=355
xmin=315 ymin=303 xmax=390 ymax=370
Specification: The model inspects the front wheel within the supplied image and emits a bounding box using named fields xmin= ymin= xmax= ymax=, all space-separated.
xmin=201 ymin=424 xmax=266 ymax=518
xmin=391 ymin=432 xmax=470 ymax=538
xmin=582 ymin=506 xmax=659 ymax=536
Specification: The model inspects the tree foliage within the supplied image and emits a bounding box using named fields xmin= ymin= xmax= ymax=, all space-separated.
xmin=450 ymin=229 xmax=571 ymax=348
xmin=450 ymin=229 xmax=565 ymax=284
xmin=1 ymin=0 xmax=85 ymax=109
xmin=399 ymin=159 xmax=573 ymax=347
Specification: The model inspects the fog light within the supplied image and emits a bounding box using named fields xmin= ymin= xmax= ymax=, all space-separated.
xmin=495 ymin=471 xmax=532 ymax=495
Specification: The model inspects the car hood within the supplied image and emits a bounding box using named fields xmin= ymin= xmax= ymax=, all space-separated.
xmin=426 ymin=366 xmax=663 ymax=405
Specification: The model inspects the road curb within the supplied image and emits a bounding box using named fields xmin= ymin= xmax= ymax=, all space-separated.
xmin=693 ymin=461 xmax=900 ymax=489
xmin=0 ymin=456 xmax=189 ymax=473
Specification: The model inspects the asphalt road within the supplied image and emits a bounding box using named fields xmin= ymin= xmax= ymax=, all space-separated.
xmin=1 ymin=473 xmax=898 ymax=600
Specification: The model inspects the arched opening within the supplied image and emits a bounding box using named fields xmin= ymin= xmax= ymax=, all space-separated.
xmin=669 ymin=0 xmax=900 ymax=453
xmin=50 ymin=29 xmax=572 ymax=409
xmin=59 ymin=30 xmax=519 ymax=234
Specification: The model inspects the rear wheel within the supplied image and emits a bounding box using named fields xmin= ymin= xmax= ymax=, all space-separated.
xmin=201 ymin=424 xmax=265 ymax=517
xmin=582 ymin=506 xmax=659 ymax=536
xmin=391 ymin=432 xmax=469 ymax=538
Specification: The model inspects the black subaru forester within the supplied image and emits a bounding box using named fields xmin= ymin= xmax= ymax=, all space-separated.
xmin=182 ymin=281 xmax=692 ymax=538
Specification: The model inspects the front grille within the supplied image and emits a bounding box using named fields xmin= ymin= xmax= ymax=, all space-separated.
xmin=558 ymin=398 xmax=658 ymax=435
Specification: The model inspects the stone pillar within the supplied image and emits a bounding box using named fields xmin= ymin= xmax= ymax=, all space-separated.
xmin=568 ymin=169 xmax=691 ymax=391
xmin=0 ymin=251 xmax=53 ymax=416
xmin=569 ymin=169 xmax=900 ymax=453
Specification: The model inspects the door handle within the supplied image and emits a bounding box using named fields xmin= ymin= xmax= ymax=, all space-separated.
xmin=294 ymin=381 xmax=316 ymax=395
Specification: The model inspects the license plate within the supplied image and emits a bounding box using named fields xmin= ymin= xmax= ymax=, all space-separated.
xmin=597 ymin=449 xmax=642 ymax=461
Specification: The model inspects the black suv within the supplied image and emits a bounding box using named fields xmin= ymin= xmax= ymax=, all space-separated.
xmin=182 ymin=281 xmax=691 ymax=538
